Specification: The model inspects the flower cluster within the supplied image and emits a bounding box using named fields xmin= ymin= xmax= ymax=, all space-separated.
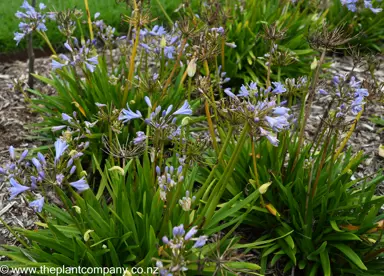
xmin=157 ymin=224 xmax=208 ymax=275
xmin=119 ymin=97 xmax=192 ymax=143
xmin=135 ymin=25 xmax=181 ymax=60
xmin=179 ymin=191 xmax=196 ymax=212
xmin=14 ymin=1 xmax=49 ymax=44
xmin=156 ymin=164 xmax=184 ymax=201
xmin=340 ymin=0 xmax=383 ymax=13
xmin=54 ymin=111 xmax=97 ymax=140
xmin=0 ymin=137 xmax=89 ymax=213
xmin=223 ymin=81 xmax=292 ymax=146
xmin=52 ymin=38 xmax=99 ymax=72
xmin=92 ymin=12 xmax=123 ymax=48
xmin=318 ymin=75 xmax=369 ymax=119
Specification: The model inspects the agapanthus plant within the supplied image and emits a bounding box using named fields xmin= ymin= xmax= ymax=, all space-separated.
xmin=156 ymin=224 xmax=208 ymax=275
xmin=52 ymin=38 xmax=99 ymax=72
xmin=222 ymin=81 xmax=292 ymax=146
xmin=0 ymin=136 xmax=89 ymax=213
xmin=156 ymin=163 xmax=184 ymax=201
xmin=318 ymin=75 xmax=369 ymax=119
xmin=340 ymin=0 xmax=383 ymax=13
xmin=14 ymin=1 xmax=48 ymax=45
xmin=135 ymin=25 xmax=181 ymax=60
xmin=118 ymin=97 xmax=192 ymax=148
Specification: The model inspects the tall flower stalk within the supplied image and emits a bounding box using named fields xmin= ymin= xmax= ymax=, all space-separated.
xmin=292 ymin=49 xmax=326 ymax=171
xmin=122 ymin=0 xmax=141 ymax=106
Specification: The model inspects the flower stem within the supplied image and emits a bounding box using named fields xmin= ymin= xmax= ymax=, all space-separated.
xmin=84 ymin=0 xmax=94 ymax=40
xmin=292 ymin=49 xmax=326 ymax=171
xmin=122 ymin=3 xmax=141 ymax=106
xmin=334 ymin=107 xmax=363 ymax=160
xmin=160 ymin=38 xmax=188 ymax=98
xmin=37 ymin=31 xmax=56 ymax=55
xmin=154 ymin=0 xmax=173 ymax=26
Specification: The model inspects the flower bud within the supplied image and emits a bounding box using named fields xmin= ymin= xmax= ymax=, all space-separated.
xmin=84 ymin=229 xmax=94 ymax=242
xmin=108 ymin=166 xmax=125 ymax=176
xmin=160 ymin=36 xmax=167 ymax=48
xmin=187 ymin=58 xmax=197 ymax=77
xmin=72 ymin=205 xmax=81 ymax=214
xmin=181 ymin=117 xmax=191 ymax=126
xmin=259 ymin=182 xmax=272 ymax=194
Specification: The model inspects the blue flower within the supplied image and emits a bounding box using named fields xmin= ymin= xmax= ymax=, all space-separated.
xmin=95 ymin=102 xmax=107 ymax=108
xmin=164 ymin=46 xmax=175 ymax=59
xmin=272 ymin=107 xmax=290 ymax=117
xmin=266 ymin=134 xmax=279 ymax=147
xmin=149 ymin=25 xmax=167 ymax=36
xmin=173 ymin=101 xmax=192 ymax=116
xmin=29 ymin=197 xmax=44 ymax=212
xmin=119 ymin=105 xmax=142 ymax=123
xmin=9 ymin=146 xmax=15 ymax=160
xmin=31 ymin=158 xmax=42 ymax=171
xmin=70 ymin=165 xmax=77 ymax=175
xmin=52 ymin=60 xmax=65 ymax=70
xmin=351 ymin=97 xmax=364 ymax=115
xmin=318 ymin=89 xmax=328 ymax=95
xmin=64 ymin=41 xmax=73 ymax=52
xmin=144 ymin=96 xmax=152 ymax=108
xmin=225 ymin=42 xmax=237 ymax=48
xmin=70 ymin=177 xmax=90 ymax=192
xmin=364 ymin=1 xmax=383 ymax=13
xmin=185 ymin=226 xmax=198 ymax=240
xmin=133 ymin=131 xmax=147 ymax=145
xmin=85 ymin=56 xmax=99 ymax=72
xmin=355 ymin=88 xmax=369 ymax=98
xmin=238 ymin=85 xmax=249 ymax=97
xmin=21 ymin=0 xmax=34 ymax=10
xmin=9 ymin=178 xmax=30 ymax=200
xmin=51 ymin=125 xmax=67 ymax=132
xmin=56 ymin=174 xmax=64 ymax=185
xmin=18 ymin=150 xmax=28 ymax=162
xmin=271 ymin=82 xmax=287 ymax=94
xmin=162 ymin=236 xmax=169 ymax=244
xmin=84 ymin=62 xmax=96 ymax=72
xmin=260 ymin=127 xmax=280 ymax=147
xmin=37 ymin=152 xmax=46 ymax=166
xmin=193 ymin=235 xmax=208 ymax=248
xmin=36 ymin=23 xmax=47 ymax=32
xmin=61 ymin=113 xmax=72 ymax=122
xmin=173 ymin=224 xmax=185 ymax=237
xmin=265 ymin=116 xmax=290 ymax=132
xmin=15 ymin=1 xmax=48 ymax=45
xmin=54 ymin=139 xmax=68 ymax=165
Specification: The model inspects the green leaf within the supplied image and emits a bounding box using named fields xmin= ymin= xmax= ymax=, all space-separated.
xmin=331 ymin=244 xmax=367 ymax=270
xmin=330 ymin=221 xmax=344 ymax=232
xmin=226 ymin=261 xmax=261 ymax=270
xmin=324 ymin=232 xmax=361 ymax=241
xmin=320 ymin=249 xmax=331 ymax=276
xmin=307 ymin=242 xmax=327 ymax=261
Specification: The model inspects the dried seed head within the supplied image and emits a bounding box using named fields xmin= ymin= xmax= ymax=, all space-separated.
xmin=308 ymin=22 xmax=357 ymax=51
xmin=55 ymin=8 xmax=82 ymax=37
xmin=121 ymin=9 xmax=153 ymax=28
xmin=271 ymin=48 xmax=299 ymax=67
xmin=102 ymin=135 xmax=145 ymax=160
xmin=262 ymin=22 xmax=287 ymax=41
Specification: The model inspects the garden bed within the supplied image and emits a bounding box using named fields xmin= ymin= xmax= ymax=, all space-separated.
xmin=1 ymin=1 xmax=384 ymax=275
xmin=0 ymin=52 xmax=383 ymax=250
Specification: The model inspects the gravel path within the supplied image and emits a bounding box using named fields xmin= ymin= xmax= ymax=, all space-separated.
xmin=0 ymin=54 xmax=383 ymax=250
